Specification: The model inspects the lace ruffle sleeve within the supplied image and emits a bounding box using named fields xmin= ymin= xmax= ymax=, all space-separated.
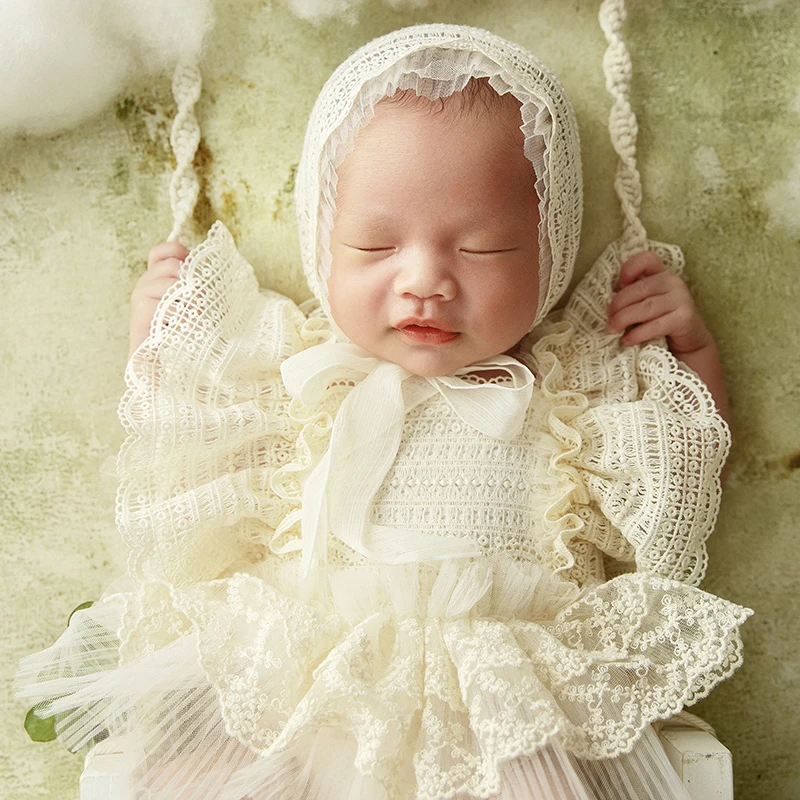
xmin=117 ymin=222 xmax=330 ymax=587
xmin=527 ymin=239 xmax=730 ymax=586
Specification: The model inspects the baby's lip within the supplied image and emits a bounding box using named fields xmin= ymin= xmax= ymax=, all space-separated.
xmin=396 ymin=318 xmax=456 ymax=333
xmin=396 ymin=318 xmax=459 ymax=344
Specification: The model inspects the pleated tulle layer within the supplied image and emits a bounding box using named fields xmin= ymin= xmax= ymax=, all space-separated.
xmin=16 ymin=555 xmax=749 ymax=799
xmin=87 ymin=721 xmax=691 ymax=800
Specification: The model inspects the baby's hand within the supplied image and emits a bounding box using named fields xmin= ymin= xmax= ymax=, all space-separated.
xmin=606 ymin=251 xmax=713 ymax=357
xmin=128 ymin=242 xmax=189 ymax=358
xmin=607 ymin=250 xmax=730 ymax=435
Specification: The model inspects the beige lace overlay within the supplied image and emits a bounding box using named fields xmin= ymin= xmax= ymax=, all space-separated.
xmin=104 ymin=559 xmax=747 ymax=798
xmin=18 ymin=223 xmax=750 ymax=799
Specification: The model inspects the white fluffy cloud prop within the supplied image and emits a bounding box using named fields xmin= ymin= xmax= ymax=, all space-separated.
xmin=0 ymin=0 xmax=214 ymax=138
xmin=0 ymin=0 xmax=440 ymax=138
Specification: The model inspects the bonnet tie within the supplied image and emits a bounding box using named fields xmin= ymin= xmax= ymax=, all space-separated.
xmin=278 ymin=342 xmax=535 ymax=576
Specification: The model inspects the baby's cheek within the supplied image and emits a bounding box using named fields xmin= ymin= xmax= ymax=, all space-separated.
xmin=326 ymin=273 xmax=346 ymax=327
xmin=329 ymin=272 xmax=385 ymax=344
xmin=485 ymin=277 xmax=537 ymax=334
xmin=327 ymin=270 xmax=363 ymax=338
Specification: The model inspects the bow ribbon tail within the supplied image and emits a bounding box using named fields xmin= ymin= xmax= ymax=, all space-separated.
xmin=329 ymin=366 xmax=480 ymax=563
xmin=325 ymin=362 xmax=408 ymax=557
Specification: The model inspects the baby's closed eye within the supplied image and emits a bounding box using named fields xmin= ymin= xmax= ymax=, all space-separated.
xmin=459 ymin=246 xmax=521 ymax=255
xmin=344 ymin=243 xmax=397 ymax=253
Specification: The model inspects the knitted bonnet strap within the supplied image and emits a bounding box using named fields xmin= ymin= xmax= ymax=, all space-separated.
xmin=167 ymin=59 xmax=203 ymax=246
xmin=599 ymin=0 xmax=648 ymax=261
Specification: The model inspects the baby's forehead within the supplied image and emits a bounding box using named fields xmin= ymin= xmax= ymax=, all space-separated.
xmin=374 ymin=79 xmax=524 ymax=127
xmin=346 ymin=84 xmax=527 ymax=167
xmin=332 ymin=83 xmax=536 ymax=211
xmin=334 ymin=84 xmax=537 ymax=214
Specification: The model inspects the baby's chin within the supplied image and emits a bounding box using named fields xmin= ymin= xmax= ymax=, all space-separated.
xmin=386 ymin=337 xmax=527 ymax=378
xmin=383 ymin=343 xmax=498 ymax=378
xmin=402 ymin=362 xmax=462 ymax=378
xmin=364 ymin=345 xmax=462 ymax=378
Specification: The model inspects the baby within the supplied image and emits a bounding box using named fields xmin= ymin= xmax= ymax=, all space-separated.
xmin=132 ymin=80 xmax=728 ymax=420
xmin=22 ymin=24 xmax=749 ymax=800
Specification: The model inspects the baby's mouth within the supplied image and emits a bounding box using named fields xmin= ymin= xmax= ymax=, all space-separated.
xmin=397 ymin=320 xmax=459 ymax=344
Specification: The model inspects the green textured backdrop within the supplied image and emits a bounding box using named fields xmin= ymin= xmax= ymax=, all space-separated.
xmin=2 ymin=1 xmax=798 ymax=798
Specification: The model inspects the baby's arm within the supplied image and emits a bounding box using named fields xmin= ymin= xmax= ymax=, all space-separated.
xmin=128 ymin=242 xmax=189 ymax=359
xmin=606 ymin=252 xmax=730 ymax=424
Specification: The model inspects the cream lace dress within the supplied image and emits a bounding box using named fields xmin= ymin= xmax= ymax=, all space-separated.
xmin=17 ymin=22 xmax=751 ymax=800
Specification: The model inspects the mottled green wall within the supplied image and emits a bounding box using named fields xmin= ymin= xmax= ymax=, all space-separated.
xmin=2 ymin=1 xmax=798 ymax=798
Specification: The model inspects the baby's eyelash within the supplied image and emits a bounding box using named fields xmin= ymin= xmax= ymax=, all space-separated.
xmin=345 ymin=244 xmax=395 ymax=253
xmin=460 ymin=247 xmax=520 ymax=255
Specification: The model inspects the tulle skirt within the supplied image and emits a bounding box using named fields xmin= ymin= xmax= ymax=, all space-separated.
xmin=16 ymin=555 xmax=749 ymax=799
xmin=83 ymin=715 xmax=693 ymax=799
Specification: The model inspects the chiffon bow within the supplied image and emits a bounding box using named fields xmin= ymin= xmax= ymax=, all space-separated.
xmin=278 ymin=342 xmax=535 ymax=576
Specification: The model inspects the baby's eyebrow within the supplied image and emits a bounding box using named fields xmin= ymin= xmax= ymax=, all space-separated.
xmin=333 ymin=209 xmax=396 ymax=229
xmin=334 ymin=207 xmax=516 ymax=228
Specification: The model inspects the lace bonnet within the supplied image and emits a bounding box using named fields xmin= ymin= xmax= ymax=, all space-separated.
xmin=294 ymin=24 xmax=583 ymax=338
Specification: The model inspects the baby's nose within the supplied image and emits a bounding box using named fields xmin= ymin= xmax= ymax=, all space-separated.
xmin=393 ymin=250 xmax=457 ymax=301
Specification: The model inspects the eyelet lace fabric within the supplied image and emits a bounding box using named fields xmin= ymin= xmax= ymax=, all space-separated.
xmin=16 ymin=223 xmax=751 ymax=800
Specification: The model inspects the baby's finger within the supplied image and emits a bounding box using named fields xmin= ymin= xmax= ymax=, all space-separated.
xmin=607 ymin=293 xmax=676 ymax=333
xmin=137 ymin=275 xmax=180 ymax=301
xmin=608 ymin=272 xmax=675 ymax=316
xmin=620 ymin=311 xmax=680 ymax=346
xmin=147 ymin=241 xmax=189 ymax=269
xmin=146 ymin=257 xmax=184 ymax=279
xmin=618 ymin=251 xmax=667 ymax=289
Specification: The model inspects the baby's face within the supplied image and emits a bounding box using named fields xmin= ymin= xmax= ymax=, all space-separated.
xmin=327 ymin=91 xmax=540 ymax=377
